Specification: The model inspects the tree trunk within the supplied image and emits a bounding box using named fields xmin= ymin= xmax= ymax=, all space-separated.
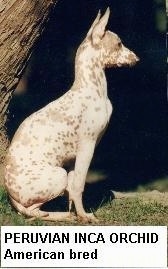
xmin=0 ymin=0 xmax=58 ymax=184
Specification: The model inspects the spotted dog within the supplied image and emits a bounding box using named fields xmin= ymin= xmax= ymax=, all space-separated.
xmin=5 ymin=8 xmax=139 ymax=222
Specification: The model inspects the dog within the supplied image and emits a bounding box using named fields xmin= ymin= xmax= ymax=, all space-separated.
xmin=4 ymin=7 xmax=139 ymax=222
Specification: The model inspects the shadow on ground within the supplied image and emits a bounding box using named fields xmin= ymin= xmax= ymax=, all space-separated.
xmin=41 ymin=181 xmax=115 ymax=213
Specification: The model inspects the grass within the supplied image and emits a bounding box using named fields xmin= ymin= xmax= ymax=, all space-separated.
xmin=0 ymin=186 xmax=167 ymax=226
xmin=137 ymin=177 xmax=168 ymax=192
xmin=0 ymin=187 xmax=44 ymax=226
xmin=97 ymin=198 xmax=168 ymax=225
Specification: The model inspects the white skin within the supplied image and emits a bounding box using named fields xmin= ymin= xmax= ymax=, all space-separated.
xmin=4 ymin=7 xmax=139 ymax=222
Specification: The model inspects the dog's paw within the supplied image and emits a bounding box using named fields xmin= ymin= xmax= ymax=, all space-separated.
xmin=77 ymin=213 xmax=99 ymax=223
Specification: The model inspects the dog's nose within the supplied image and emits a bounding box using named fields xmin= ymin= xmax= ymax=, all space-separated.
xmin=135 ymin=55 xmax=140 ymax=62
xmin=130 ymin=52 xmax=139 ymax=63
xmin=130 ymin=52 xmax=140 ymax=65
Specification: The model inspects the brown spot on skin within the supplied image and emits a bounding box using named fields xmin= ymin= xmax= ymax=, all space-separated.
xmin=36 ymin=190 xmax=45 ymax=195
xmin=70 ymin=142 xmax=74 ymax=148
xmin=100 ymin=71 xmax=104 ymax=78
xmin=94 ymin=61 xmax=100 ymax=68
xmin=48 ymin=109 xmax=66 ymax=123
xmin=21 ymin=133 xmax=31 ymax=146
xmin=26 ymin=199 xmax=33 ymax=206
xmin=92 ymin=71 xmax=97 ymax=80
xmin=97 ymin=77 xmax=102 ymax=85
xmin=81 ymin=103 xmax=87 ymax=109
xmin=74 ymin=125 xmax=79 ymax=131
xmin=96 ymin=89 xmax=101 ymax=97
xmin=45 ymin=137 xmax=52 ymax=143
xmin=39 ymin=119 xmax=46 ymax=125
xmin=63 ymin=142 xmax=69 ymax=146
xmin=95 ymin=107 xmax=101 ymax=112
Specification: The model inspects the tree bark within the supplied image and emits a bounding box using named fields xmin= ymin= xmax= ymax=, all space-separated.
xmin=0 ymin=0 xmax=58 ymax=183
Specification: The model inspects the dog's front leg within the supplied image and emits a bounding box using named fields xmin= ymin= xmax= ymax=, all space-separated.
xmin=69 ymin=139 xmax=97 ymax=222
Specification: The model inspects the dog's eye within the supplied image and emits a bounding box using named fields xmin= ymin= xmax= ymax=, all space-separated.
xmin=118 ymin=41 xmax=122 ymax=47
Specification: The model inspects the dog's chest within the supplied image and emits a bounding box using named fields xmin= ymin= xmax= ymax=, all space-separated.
xmin=81 ymin=97 xmax=111 ymax=137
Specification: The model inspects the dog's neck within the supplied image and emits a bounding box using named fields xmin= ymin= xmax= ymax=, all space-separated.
xmin=72 ymin=39 xmax=107 ymax=98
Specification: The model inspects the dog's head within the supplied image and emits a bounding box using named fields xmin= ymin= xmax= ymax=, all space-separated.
xmin=86 ymin=7 xmax=139 ymax=68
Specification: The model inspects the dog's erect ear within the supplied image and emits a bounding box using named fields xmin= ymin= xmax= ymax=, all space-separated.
xmin=92 ymin=7 xmax=110 ymax=46
xmin=87 ymin=10 xmax=101 ymax=38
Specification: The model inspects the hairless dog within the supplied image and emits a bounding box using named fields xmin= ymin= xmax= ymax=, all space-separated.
xmin=5 ymin=8 xmax=139 ymax=222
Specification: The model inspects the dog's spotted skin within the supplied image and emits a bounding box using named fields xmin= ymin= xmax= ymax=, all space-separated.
xmin=4 ymin=8 xmax=139 ymax=222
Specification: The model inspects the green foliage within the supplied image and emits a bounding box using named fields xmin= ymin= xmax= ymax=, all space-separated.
xmin=154 ymin=0 xmax=166 ymax=32
xmin=0 ymin=187 xmax=26 ymax=225
xmin=137 ymin=177 xmax=168 ymax=192
xmin=0 ymin=187 xmax=8 ymax=206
